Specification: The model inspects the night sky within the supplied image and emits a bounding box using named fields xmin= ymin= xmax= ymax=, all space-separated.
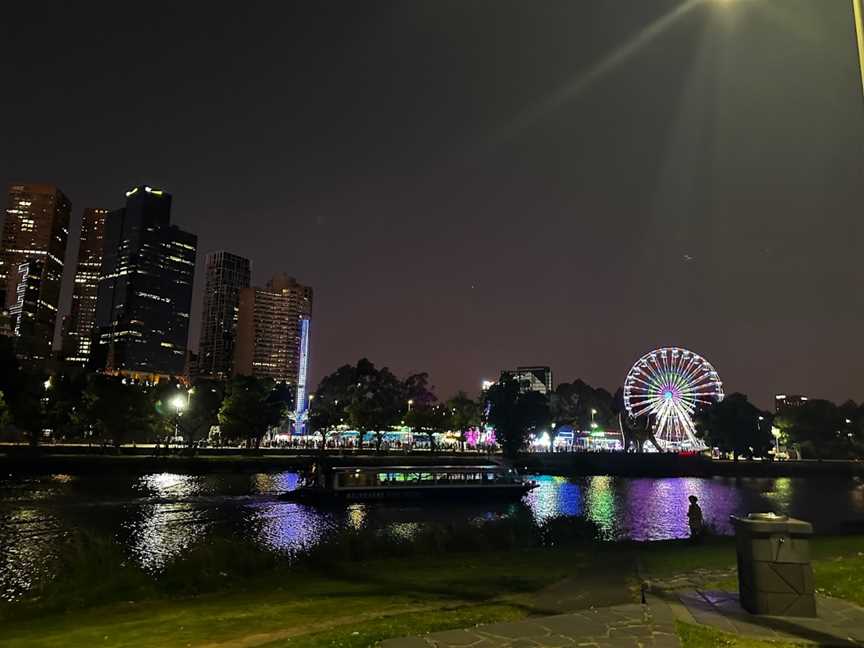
xmin=2 ymin=0 xmax=862 ymax=407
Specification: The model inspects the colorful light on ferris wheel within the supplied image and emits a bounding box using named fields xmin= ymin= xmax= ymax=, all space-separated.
xmin=623 ymin=346 xmax=724 ymax=450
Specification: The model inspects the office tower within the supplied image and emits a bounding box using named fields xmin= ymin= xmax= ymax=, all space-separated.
xmin=775 ymin=394 xmax=808 ymax=415
xmin=234 ymin=274 xmax=313 ymax=385
xmin=0 ymin=184 xmax=71 ymax=361
xmin=92 ymin=185 xmax=197 ymax=380
xmin=62 ymin=208 xmax=108 ymax=364
xmin=499 ymin=366 xmax=553 ymax=395
xmin=197 ymin=251 xmax=251 ymax=379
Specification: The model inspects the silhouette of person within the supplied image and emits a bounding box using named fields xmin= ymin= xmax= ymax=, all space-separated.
xmin=687 ymin=495 xmax=704 ymax=540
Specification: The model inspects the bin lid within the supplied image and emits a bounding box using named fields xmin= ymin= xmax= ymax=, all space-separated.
xmin=730 ymin=513 xmax=813 ymax=535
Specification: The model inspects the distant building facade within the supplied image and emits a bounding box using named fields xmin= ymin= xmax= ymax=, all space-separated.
xmin=234 ymin=274 xmax=313 ymax=385
xmin=197 ymin=251 xmax=251 ymax=379
xmin=775 ymin=394 xmax=808 ymax=415
xmin=0 ymin=184 xmax=71 ymax=361
xmin=62 ymin=208 xmax=108 ymax=365
xmin=500 ymin=366 xmax=553 ymax=395
xmin=92 ymin=185 xmax=197 ymax=380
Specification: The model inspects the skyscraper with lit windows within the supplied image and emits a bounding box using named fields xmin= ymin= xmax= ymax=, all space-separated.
xmin=92 ymin=185 xmax=197 ymax=380
xmin=234 ymin=274 xmax=313 ymax=385
xmin=197 ymin=251 xmax=251 ymax=379
xmin=62 ymin=207 xmax=109 ymax=365
xmin=0 ymin=184 xmax=71 ymax=362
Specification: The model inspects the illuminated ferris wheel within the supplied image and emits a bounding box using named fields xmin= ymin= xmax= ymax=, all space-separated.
xmin=623 ymin=347 xmax=724 ymax=450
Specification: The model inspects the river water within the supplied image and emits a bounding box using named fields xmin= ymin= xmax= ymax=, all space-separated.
xmin=1 ymin=472 xmax=863 ymax=602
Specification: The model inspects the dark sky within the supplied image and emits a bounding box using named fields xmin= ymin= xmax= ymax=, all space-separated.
xmin=2 ymin=0 xmax=862 ymax=407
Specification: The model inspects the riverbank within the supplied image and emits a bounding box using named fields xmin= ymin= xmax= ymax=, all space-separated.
xmin=1 ymin=534 xmax=862 ymax=648
xmin=3 ymin=445 xmax=863 ymax=477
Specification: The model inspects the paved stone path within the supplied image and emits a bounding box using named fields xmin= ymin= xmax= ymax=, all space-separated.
xmin=382 ymin=567 xmax=864 ymax=648
xmin=381 ymin=598 xmax=681 ymax=648
xmin=676 ymin=590 xmax=864 ymax=646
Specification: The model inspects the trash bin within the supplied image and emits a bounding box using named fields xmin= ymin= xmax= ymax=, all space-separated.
xmin=730 ymin=513 xmax=816 ymax=617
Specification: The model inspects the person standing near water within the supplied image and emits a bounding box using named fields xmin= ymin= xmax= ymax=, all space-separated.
xmin=687 ymin=495 xmax=704 ymax=540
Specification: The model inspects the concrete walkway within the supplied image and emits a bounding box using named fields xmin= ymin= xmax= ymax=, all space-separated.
xmin=381 ymin=598 xmax=680 ymax=648
xmin=676 ymin=590 xmax=864 ymax=646
xmin=382 ymin=565 xmax=864 ymax=648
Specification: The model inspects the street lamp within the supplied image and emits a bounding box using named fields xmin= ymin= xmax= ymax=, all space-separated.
xmin=171 ymin=394 xmax=186 ymax=413
xmin=407 ymin=399 xmax=414 ymax=412
xmin=716 ymin=0 xmax=864 ymax=100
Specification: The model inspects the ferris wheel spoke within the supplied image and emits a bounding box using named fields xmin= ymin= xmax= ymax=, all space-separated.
xmin=630 ymin=394 xmax=658 ymax=401
xmin=632 ymin=400 xmax=660 ymax=418
xmin=628 ymin=375 xmax=662 ymax=392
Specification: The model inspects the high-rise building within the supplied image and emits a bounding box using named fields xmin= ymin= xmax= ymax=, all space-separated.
xmin=197 ymin=251 xmax=251 ymax=379
xmin=0 ymin=184 xmax=71 ymax=361
xmin=500 ymin=366 xmax=553 ymax=395
xmin=61 ymin=208 xmax=108 ymax=364
xmin=775 ymin=394 xmax=808 ymax=415
xmin=92 ymin=185 xmax=197 ymax=380
xmin=234 ymin=274 xmax=313 ymax=385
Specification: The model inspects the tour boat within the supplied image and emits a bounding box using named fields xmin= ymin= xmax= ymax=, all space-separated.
xmin=279 ymin=463 xmax=537 ymax=503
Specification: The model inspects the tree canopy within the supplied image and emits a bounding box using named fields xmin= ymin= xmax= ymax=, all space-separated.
xmin=486 ymin=377 xmax=550 ymax=458
xmin=695 ymin=393 xmax=772 ymax=460
xmin=218 ymin=376 xmax=285 ymax=448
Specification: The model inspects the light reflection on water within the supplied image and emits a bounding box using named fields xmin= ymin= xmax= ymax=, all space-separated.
xmin=2 ymin=471 xmax=863 ymax=601
xmin=124 ymin=502 xmax=210 ymax=572
xmin=0 ymin=508 xmax=65 ymax=601
xmin=249 ymin=500 xmax=335 ymax=553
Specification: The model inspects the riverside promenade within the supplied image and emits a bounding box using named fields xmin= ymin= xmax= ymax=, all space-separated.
xmin=4 ymin=444 xmax=864 ymax=478
xmin=383 ymin=569 xmax=864 ymax=648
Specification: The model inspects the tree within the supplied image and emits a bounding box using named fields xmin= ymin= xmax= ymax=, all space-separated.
xmin=447 ymin=391 xmax=482 ymax=451
xmin=310 ymin=364 xmax=357 ymax=450
xmin=549 ymin=383 xmax=581 ymax=446
xmin=43 ymin=372 xmax=87 ymax=441
xmin=346 ymin=361 xmax=403 ymax=452
xmin=486 ymin=377 xmax=550 ymax=458
xmin=0 ymin=390 xmax=13 ymax=441
xmin=219 ymin=376 xmax=285 ymax=448
xmin=404 ymin=372 xmax=439 ymax=451
xmin=79 ymin=375 xmax=158 ymax=448
xmin=405 ymin=401 xmax=451 ymax=453
xmin=695 ymin=393 xmax=772 ymax=461
xmin=0 ymin=337 xmax=43 ymax=445
xmin=179 ymin=383 xmax=224 ymax=449
xmin=775 ymin=399 xmax=851 ymax=459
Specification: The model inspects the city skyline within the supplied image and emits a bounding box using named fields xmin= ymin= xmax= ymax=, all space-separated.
xmin=2 ymin=1 xmax=863 ymax=407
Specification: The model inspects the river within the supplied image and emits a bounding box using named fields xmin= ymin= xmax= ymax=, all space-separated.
xmin=1 ymin=472 xmax=863 ymax=602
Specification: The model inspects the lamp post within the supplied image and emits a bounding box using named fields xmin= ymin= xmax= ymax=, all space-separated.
xmin=171 ymin=394 xmax=186 ymax=444
xmin=854 ymin=0 xmax=864 ymax=98
xmin=40 ymin=377 xmax=52 ymax=445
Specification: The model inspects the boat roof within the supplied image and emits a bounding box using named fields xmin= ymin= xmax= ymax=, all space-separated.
xmin=330 ymin=465 xmax=511 ymax=473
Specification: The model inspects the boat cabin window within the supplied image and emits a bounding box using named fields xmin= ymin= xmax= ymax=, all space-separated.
xmin=334 ymin=468 xmax=514 ymax=488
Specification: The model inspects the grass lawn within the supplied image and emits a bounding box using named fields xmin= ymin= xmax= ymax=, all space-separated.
xmin=0 ymin=550 xmax=576 ymax=648
xmin=677 ymin=621 xmax=804 ymax=648
xmin=1 ymin=536 xmax=861 ymax=648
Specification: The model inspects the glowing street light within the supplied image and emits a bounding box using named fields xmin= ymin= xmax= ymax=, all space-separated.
xmin=771 ymin=426 xmax=781 ymax=458
xmin=715 ymin=0 xmax=864 ymax=100
xmin=171 ymin=394 xmax=186 ymax=414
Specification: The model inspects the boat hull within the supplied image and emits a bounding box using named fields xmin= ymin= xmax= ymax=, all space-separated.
xmin=279 ymin=483 xmax=535 ymax=503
